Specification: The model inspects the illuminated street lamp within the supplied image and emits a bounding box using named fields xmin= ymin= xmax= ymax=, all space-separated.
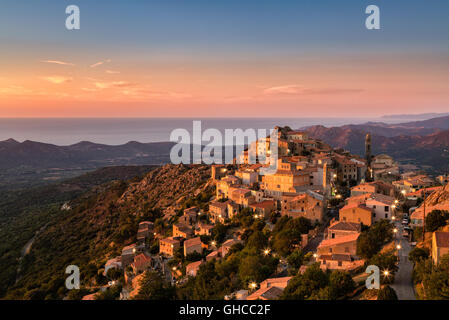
xmin=263 ymin=248 xmax=271 ymax=256
xmin=396 ymin=244 xmax=401 ymax=250
xmin=393 ymin=228 xmax=398 ymax=234
xmin=392 ymin=216 xmax=396 ymax=221
xmin=383 ymin=270 xmax=390 ymax=277
xmin=211 ymin=241 xmax=216 ymax=247
xmin=394 ymin=199 xmax=399 ymax=204
xmin=249 ymin=282 xmax=257 ymax=290
xmin=401 ymin=190 xmax=406 ymax=195
xmin=313 ymin=253 xmax=318 ymax=259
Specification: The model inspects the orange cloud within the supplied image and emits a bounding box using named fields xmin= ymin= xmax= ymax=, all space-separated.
xmin=41 ymin=76 xmax=73 ymax=84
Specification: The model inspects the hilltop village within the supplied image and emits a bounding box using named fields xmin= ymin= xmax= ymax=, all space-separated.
xmin=80 ymin=126 xmax=449 ymax=300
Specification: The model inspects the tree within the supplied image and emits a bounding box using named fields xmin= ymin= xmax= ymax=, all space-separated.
xmin=425 ymin=210 xmax=448 ymax=232
xmin=281 ymin=264 xmax=329 ymax=300
xmin=357 ymin=220 xmax=393 ymax=259
xmin=408 ymin=247 xmax=429 ymax=264
xmin=211 ymin=223 xmax=228 ymax=243
xmin=272 ymin=217 xmax=312 ymax=257
xmin=377 ymin=285 xmax=398 ymax=300
xmin=245 ymin=230 xmax=268 ymax=253
xmin=135 ymin=271 xmax=175 ymax=300
xmin=238 ymin=254 xmax=277 ymax=283
xmin=328 ymin=270 xmax=356 ymax=299
xmin=287 ymin=249 xmax=304 ymax=271
xmin=368 ymin=252 xmax=398 ymax=284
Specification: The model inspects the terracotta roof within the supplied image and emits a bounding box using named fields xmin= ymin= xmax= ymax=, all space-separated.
xmin=247 ymin=286 xmax=284 ymax=300
xmin=132 ymin=253 xmax=152 ymax=269
xmin=406 ymin=186 xmax=443 ymax=197
xmin=328 ymin=221 xmax=361 ymax=232
xmin=434 ymin=232 xmax=449 ymax=248
xmin=210 ymin=201 xmax=229 ymax=210
xmin=319 ymin=253 xmax=352 ymax=262
xmin=186 ymin=260 xmax=203 ymax=274
xmin=340 ymin=203 xmax=372 ymax=212
xmin=318 ymin=233 xmax=360 ymax=248
xmin=367 ymin=193 xmax=395 ymax=205
xmin=184 ymin=237 xmax=202 ymax=248
xmin=160 ymin=237 xmax=180 ymax=245
xmin=250 ymin=200 xmax=275 ymax=209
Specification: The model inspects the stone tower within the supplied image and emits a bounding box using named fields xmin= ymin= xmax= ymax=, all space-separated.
xmin=365 ymin=133 xmax=372 ymax=181
xmin=365 ymin=133 xmax=372 ymax=165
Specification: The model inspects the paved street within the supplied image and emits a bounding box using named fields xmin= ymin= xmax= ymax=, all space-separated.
xmin=391 ymin=222 xmax=416 ymax=300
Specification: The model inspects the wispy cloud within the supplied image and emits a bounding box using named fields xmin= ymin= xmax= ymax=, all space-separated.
xmin=41 ymin=76 xmax=73 ymax=84
xmin=263 ymin=84 xmax=364 ymax=96
xmin=105 ymin=70 xmax=120 ymax=74
xmin=90 ymin=59 xmax=112 ymax=68
xmin=94 ymin=80 xmax=134 ymax=89
xmin=40 ymin=60 xmax=75 ymax=66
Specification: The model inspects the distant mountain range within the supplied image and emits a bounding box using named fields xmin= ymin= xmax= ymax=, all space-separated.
xmin=1 ymin=114 xmax=448 ymax=190
xmin=304 ymin=115 xmax=449 ymax=173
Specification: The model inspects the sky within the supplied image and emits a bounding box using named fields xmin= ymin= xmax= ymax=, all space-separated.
xmin=0 ymin=0 xmax=448 ymax=118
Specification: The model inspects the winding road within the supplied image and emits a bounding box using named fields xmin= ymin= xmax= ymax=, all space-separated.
xmin=391 ymin=221 xmax=416 ymax=300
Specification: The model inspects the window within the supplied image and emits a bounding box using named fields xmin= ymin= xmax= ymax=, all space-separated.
xmin=344 ymin=247 xmax=349 ymax=253
xmin=385 ymin=213 xmax=388 ymax=218
xmin=338 ymin=261 xmax=343 ymax=267
xmin=331 ymin=233 xmax=335 ymax=239
xmin=329 ymin=248 xmax=333 ymax=253
xmin=373 ymin=205 xmax=377 ymax=209
xmin=385 ymin=206 xmax=389 ymax=212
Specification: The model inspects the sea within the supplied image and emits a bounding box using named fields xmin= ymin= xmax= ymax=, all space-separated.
xmin=0 ymin=117 xmax=424 ymax=146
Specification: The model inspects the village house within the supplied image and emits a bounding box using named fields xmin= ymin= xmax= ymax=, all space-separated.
xmin=182 ymin=207 xmax=199 ymax=224
xmin=229 ymin=187 xmax=254 ymax=206
xmin=261 ymin=158 xmax=311 ymax=200
xmin=173 ymin=223 xmax=194 ymax=239
xmin=131 ymin=252 xmax=152 ymax=275
xmin=137 ymin=221 xmax=154 ymax=243
xmin=206 ymin=250 xmax=221 ymax=262
xmin=317 ymin=233 xmax=359 ymax=256
xmin=211 ymin=164 xmax=229 ymax=181
xmin=281 ymin=191 xmax=325 ymax=223
xmin=184 ymin=237 xmax=203 ymax=256
xmin=186 ymin=260 xmax=204 ymax=277
xmin=235 ymin=167 xmax=259 ymax=186
xmin=365 ymin=193 xmax=396 ymax=221
xmin=195 ymin=222 xmax=214 ymax=236
xmin=334 ymin=155 xmax=359 ymax=184
xmin=219 ymin=239 xmax=242 ymax=257
xmin=209 ymin=200 xmax=239 ymax=223
xmin=351 ymin=181 xmax=395 ymax=197
xmin=318 ymin=254 xmax=364 ymax=271
xmin=371 ymin=154 xmax=400 ymax=180
xmin=339 ymin=203 xmax=374 ymax=226
xmin=104 ymin=256 xmax=122 ymax=276
xmin=246 ymin=276 xmax=292 ymax=300
xmin=432 ymin=231 xmax=449 ymax=265
xmin=317 ymin=232 xmax=361 ymax=270
xmin=393 ymin=174 xmax=436 ymax=194
xmin=121 ymin=243 xmax=138 ymax=267
xmin=159 ymin=237 xmax=181 ymax=256
xmin=209 ymin=200 xmax=228 ymax=223
xmin=326 ymin=221 xmax=361 ymax=239
xmin=249 ymin=200 xmax=276 ymax=219
xmin=216 ymin=175 xmax=240 ymax=199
